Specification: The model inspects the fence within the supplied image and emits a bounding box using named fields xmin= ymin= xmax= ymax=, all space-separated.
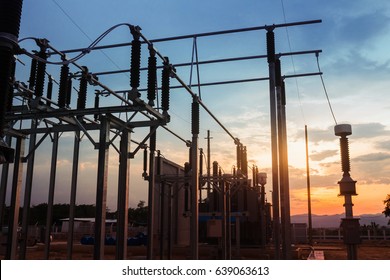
xmin=311 ymin=228 xmax=390 ymax=241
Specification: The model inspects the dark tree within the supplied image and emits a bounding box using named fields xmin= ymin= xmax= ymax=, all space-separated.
xmin=383 ymin=194 xmax=390 ymax=225
xmin=128 ymin=200 xmax=148 ymax=225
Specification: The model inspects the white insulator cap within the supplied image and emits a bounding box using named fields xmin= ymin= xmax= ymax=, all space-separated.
xmin=334 ymin=124 xmax=352 ymax=136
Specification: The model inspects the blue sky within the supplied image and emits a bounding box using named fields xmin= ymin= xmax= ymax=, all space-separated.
xmin=4 ymin=0 xmax=390 ymax=215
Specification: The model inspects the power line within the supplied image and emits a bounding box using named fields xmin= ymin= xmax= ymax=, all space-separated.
xmin=280 ymin=0 xmax=306 ymax=124
xmin=51 ymin=0 xmax=127 ymax=76
xmin=280 ymin=0 xmax=336 ymax=126
xmin=51 ymin=0 xmax=131 ymax=122
xmin=316 ymin=53 xmax=338 ymax=125
xmin=51 ymin=0 xmax=92 ymax=43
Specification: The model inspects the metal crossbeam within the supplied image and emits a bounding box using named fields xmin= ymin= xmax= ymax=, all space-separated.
xmin=56 ymin=19 xmax=322 ymax=54
xmin=6 ymin=104 xmax=167 ymax=122
xmin=90 ymin=50 xmax=322 ymax=77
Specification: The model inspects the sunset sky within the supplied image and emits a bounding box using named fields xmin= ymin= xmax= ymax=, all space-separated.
xmin=5 ymin=0 xmax=390 ymax=217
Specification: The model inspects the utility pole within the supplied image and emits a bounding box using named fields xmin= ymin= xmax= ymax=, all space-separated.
xmin=305 ymin=125 xmax=313 ymax=245
xmin=276 ymin=59 xmax=292 ymax=259
xmin=266 ymin=28 xmax=280 ymax=260
xmin=190 ymin=97 xmax=200 ymax=259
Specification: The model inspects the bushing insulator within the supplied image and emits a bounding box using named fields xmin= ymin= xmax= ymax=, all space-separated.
xmin=266 ymin=30 xmax=275 ymax=63
xmin=77 ymin=67 xmax=88 ymax=110
xmin=143 ymin=148 xmax=147 ymax=175
xmin=199 ymin=148 xmax=203 ymax=177
xmin=28 ymin=58 xmax=37 ymax=90
xmin=6 ymin=59 xmax=16 ymax=112
xmin=252 ymin=166 xmax=256 ymax=185
xmin=0 ymin=0 xmax=23 ymax=138
xmin=156 ymin=150 xmax=161 ymax=175
xmin=94 ymin=92 xmax=100 ymax=121
xmin=0 ymin=0 xmax=23 ymax=38
xmin=184 ymin=162 xmax=191 ymax=211
xmin=161 ymin=62 xmax=170 ymax=112
xmin=212 ymin=161 xmax=218 ymax=176
xmin=46 ymin=75 xmax=53 ymax=106
xmin=281 ymin=81 xmax=286 ymax=105
xmin=34 ymin=51 xmax=47 ymax=97
xmin=0 ymin=48 xmax=13 ymax=137
xmin=236 ymin=144 xmax=242 ymax=170
xmin=184 ymin=162 xmax=191 ymax=174
xmin=150 ymin=129 xmax=156 ymax=151
xmin=340 ymin=137 xmax=350 ymax=174
xmin=147 ymin=55 xmax=157 ymax=105
xmin=58 ymin=64 xmax=69 ymax=108
xmin=191 ymin=99 xmax=199 ymax=135
xmin=66 ymin=76 xmax=72 ymax=107
xmin=275 ymin=58 xmax=282 ymax=87
xmin=130 ymin=39 xmax=141 ymax=89
xmin=242 ymin=146 xmax=248 ymax=176
xmin=184 ymin=186 xmax=189 ymax=212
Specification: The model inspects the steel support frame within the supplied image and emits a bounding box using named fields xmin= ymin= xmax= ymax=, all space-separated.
xmin=19 ymin=119 xmax=38 ymax=259
xmin=7 ymin=105 xmax=166 ymax=125
xmin=67 ymin=130 xmax=80 ymax=259
xmin=0 ymin=136 xmax=12 ymax=227
xmin=44 ymin=131 xmax=59 ymax=259
xmin=147 ymin=127 xmax=156 ymax=259
xmin=116 ymin=129 xmax=131 ymax=259
xmin=5 ymin=136 xmax=25 ymax=259
xmin=1 ymin=17 xmax=323 ymax=262
xmin=94 ymin=116 xmax=110 ymax=260
xmin=4 ymin=107 xmax=164 ymax=260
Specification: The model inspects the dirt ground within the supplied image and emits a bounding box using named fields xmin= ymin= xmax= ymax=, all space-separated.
xmin=4 ymin=240 xmax=390 ymax=260
xmin=294 ymin=241 xmax=390 ymax=260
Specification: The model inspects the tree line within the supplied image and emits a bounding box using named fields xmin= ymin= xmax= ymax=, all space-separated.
xmin=1 ymin=200 xmax=148 ymax=226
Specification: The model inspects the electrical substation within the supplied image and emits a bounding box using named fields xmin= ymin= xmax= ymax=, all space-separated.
xmin=0 ymin=0 xmax=360 ymax=260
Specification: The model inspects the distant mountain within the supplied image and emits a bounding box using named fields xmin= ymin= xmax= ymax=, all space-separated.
xmin=291 ymin=213 xmax=389 ymax=228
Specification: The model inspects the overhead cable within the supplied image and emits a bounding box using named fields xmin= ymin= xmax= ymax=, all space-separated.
xmin=18 ymin=23 xmax=134 ymax=65
xmin=316 ymin=53 xmax=338 ymax=125
xmin=280 ymin=0 xmax=306 ymax=123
